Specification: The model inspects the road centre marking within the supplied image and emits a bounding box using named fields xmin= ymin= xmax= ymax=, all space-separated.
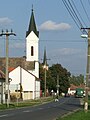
xmin=0 ymin=114 xmax=8 ymax=118
xmin=38 ymin=107 xmax=43 ymax=110
xmin=23 ymin=110 xmax=30 ymax=113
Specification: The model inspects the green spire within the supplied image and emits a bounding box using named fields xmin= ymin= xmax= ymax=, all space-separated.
xmin=43 ymin=48 xmax=47 ymax=66
xmin=26 ymin=6 xmax=39 ymax=37
xmin=43 ymin=48 xmax=48 ymax=70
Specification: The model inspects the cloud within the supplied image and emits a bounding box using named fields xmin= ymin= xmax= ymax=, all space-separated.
xmin=48 ymin=48 xmax=86 ymax=75
xmin=0 ymin=17 xmax=13 ymax=26
xmin=39 ymin=20 xmax=71 ymax=31
xmin=10 ymin=42 xmax=25 ymax=49
xmin=58 ymin=48 xmax=82 ymax=55
xmin=50 ymin=48 xmax=85 ymax=56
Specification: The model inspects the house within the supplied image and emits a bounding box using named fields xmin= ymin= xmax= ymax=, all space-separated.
xmin=0 ymin=7 xmax=40 ymax=101
xmin=0 ymin=70 xmax=5 ymax=103
xmin=68 ymin=84 xmax=85 ymax=95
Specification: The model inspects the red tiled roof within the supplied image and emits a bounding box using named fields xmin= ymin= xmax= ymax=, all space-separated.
xmin=0 ymin=70 xmax=5 ymax=79
xmin=8 ymin=67 xmax=15 ymax=72
xmin=70 ymin=84 xmax=85 ymax=90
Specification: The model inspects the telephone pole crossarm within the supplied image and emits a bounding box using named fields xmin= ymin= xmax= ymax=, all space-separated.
xmin=81 ymin=27 xmax=90 ymax=29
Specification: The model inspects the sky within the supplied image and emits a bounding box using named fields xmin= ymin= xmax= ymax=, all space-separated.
xmin=0 ymin=0 xmax=89 ymax=76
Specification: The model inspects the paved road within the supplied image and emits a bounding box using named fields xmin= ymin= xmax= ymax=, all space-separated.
xmin=0 ymin=97 xmax=82 ymax=120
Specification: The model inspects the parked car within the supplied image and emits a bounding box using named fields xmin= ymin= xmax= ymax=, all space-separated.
xmin=75 ymin=88 xmax=84 ymax=98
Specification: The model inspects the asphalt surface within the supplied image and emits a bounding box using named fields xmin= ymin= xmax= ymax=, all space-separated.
xmin=0 ymin=96 xmax=82 ymax=120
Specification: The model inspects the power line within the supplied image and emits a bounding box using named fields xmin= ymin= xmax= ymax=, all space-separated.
xmin=67 ymin=0 xmax=83 ymax=28
xmin=80 ymin=0 xmax=90 ymax=24
xmin=62 ymin=0 xmax=80 ymax=30
xmin=88 ymin=0 xmax=90 ymax=6
xmin=62 ymin=0 xmax=88 ymax=34
xmin=0 ymin=36 xmax=88 ymax=43
xmin=72 ymin=0 xmax=87 ymax=27
xmin=40 ymin=40 xmax=87 ymax=43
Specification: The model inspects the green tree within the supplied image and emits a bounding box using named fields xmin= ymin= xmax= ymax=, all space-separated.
xmin=49 ymin=64 xmax=71 ymax=94
xmin=69 ymin=74 xmax=84 ymax=86
xmin=39 ymin=64 xmax=45 ymax=92
xmin=39 ymin=63 xmax=56 ymax=93
xmin=39 ymin=63 xmax=71 ymax=94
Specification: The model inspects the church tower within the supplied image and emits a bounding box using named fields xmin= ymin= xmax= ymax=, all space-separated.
xmin=26 ymin=7 xmax=39 ymax=62
xmin=26 ymin=7 xmax=39 ymax=77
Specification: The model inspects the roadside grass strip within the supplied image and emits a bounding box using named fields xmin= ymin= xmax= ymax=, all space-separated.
xmin=57 ymin=110 xmax=90 ymax=120
xmin=0 ymin=97 xmax=54 ymax=110
xmin=57 ymin=98 xmax=90 ymax=120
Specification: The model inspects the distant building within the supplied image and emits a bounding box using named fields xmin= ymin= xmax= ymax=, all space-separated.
xmin=0 ymin=8 xmax=40 ymax=101
xmin=68 ymin=84 xmax=85 ymax=95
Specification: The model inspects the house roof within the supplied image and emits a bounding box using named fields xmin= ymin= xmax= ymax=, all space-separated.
xmin=0 ymin=57 xmax=35 ymax=74
xmin=26 ymin=7 xmax=39 ymax=37
xmin=0 ymin=70 xmax=5 ymax=82
xmin=70 ymin=84 xmax=85 ymax=90
xmin=0 ymin=70 xmax=5 ymax=79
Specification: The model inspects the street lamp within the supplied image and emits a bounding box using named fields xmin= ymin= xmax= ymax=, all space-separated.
xmin=81 ymin=34 xmax=88 ymax=38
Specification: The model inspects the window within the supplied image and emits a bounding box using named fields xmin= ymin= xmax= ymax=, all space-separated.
xmin=31 ymin=46 xmax=34 ymax=56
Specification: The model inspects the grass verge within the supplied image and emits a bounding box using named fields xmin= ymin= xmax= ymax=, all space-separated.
xmin=57 ymin=110 xmax=90 ymax=120
xmin=57 ymin=98 xmax=90 ymax=120
xmin=0 ymin=97 xmax=54 ymax=110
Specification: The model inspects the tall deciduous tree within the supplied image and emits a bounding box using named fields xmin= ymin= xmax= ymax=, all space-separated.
xmin=69 ymin=74 xmax=84 ymax=86
xmin=49 ymin=64 xmax=71 ymax=94
xmin=39 ymin=63 xmax=71 ymax=94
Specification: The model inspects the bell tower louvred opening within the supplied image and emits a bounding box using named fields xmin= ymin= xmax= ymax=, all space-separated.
xmin=31 ymin=46 xmax=34 ymax=56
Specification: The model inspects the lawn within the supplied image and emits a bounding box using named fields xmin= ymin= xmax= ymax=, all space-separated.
xmin=57 ymin=110 xmax=90 ymax=120
xmin=0 ymin=97 xmax=54 ymax=110
xmin=57 ymin=97 xmax=90 ymax=120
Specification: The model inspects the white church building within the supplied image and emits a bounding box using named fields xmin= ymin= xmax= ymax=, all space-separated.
xmin=0 ymin=8 xmax=40 ymax=101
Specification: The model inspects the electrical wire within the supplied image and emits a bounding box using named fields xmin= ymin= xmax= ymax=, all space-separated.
xmin=68 ymin=0 xmax=87 ymax=34
xmin=62 ymin=0 xmax=80 ymax=30
xmin=26 ymin=39 xmax=88 ymax=43
xmin=0 ymin=37 xmax=88 ymax=43
xmin=88 ymin=0 xmax=90 ymax=6
xmin=67 ymin=0 xmax=83 ymax=28
xmin=80 ymin=0 xmax=90 ymax=24
xmin=62 ymin=0 xmax=88 ymax=34
xmin=72 ymin=0 xmax=87 ymax=27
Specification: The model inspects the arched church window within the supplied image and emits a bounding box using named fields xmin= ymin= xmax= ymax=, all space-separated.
xmin=31 ymin=46 xmax=34 ymax=56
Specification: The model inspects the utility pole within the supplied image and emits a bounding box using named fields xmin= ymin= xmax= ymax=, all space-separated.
xmin=81 ymin=28 xmax=90 ymax=111
xmin=57 ymin=75 xmax=60 ymax=97
xmin=42 ymin=48 xmax=50 ymax=97
xmin=44 ymin=60 xmax=47 ymax=97
xmin=0 ymin=29 xmax=16 ymax=107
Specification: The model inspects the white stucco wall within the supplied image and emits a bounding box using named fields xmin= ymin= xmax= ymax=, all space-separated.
xmin=29 ymin=61 xmax=39 ymax=79
xmin=21 ymin=68 xmax=35 ymax=91
xmin=9 ymin=67 xmax=21 ymax=85
xmin=26 ymin=31 xmax=39 ymax=62
xmin=9 ymin=66 xmax=35 ymax=92
xmin=9 ymin=66 xmax=40 ymax=99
